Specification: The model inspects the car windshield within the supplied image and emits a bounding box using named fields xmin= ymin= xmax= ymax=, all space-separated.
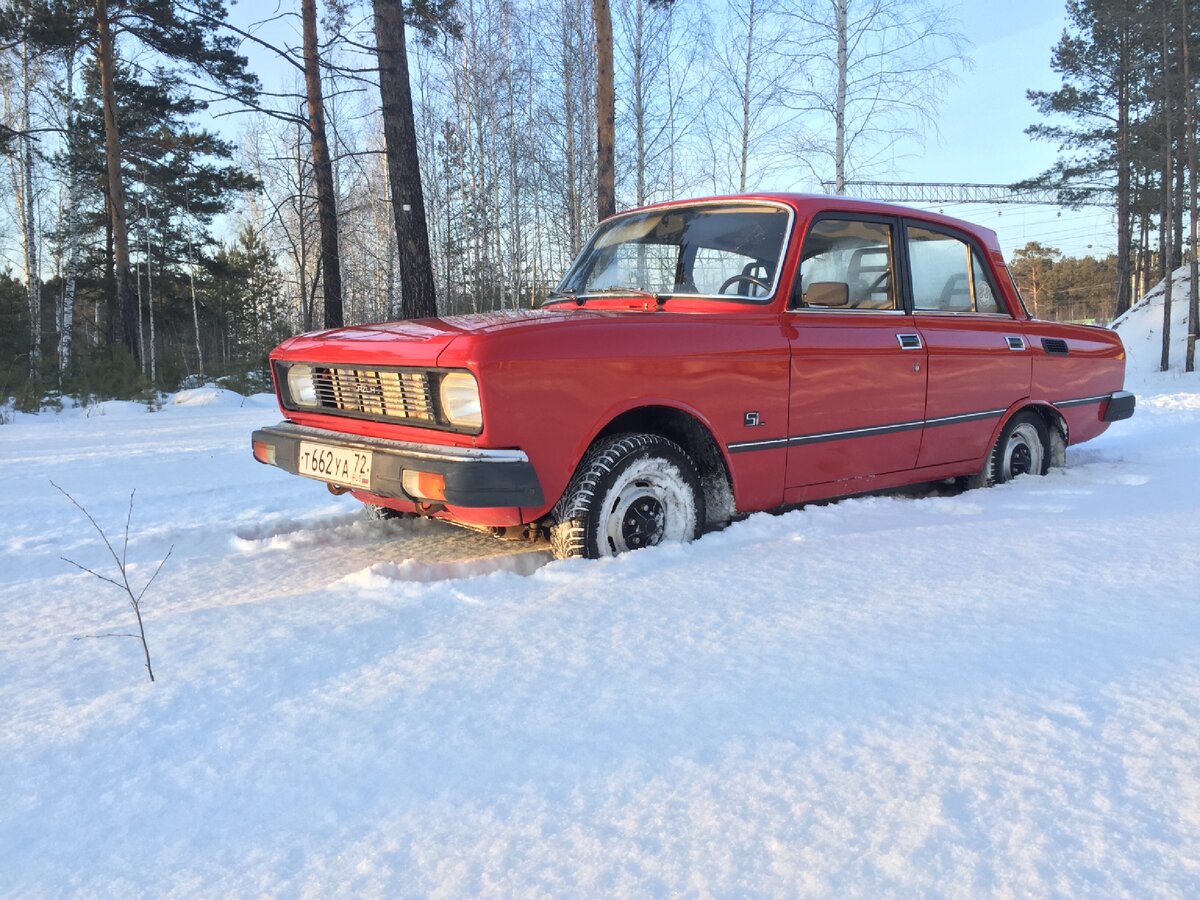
xmin=550 ymin=203 xmax=791 ymax=304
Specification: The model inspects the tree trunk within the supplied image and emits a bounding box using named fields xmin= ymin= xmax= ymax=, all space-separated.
xmin=16 ymin=9 xmax=40 ymax=381
xmin=1114 ymin=15 xmax=1132 ymax=317
xmin=834 ymin=0 xmax=848 ymax=194
xmin=738 ymin=0 xmax=756 ymax=193
xmin=183 ymin=192 xmax=204 ymax=376
xmin=135 ymin=254 xmax=144 ymax=372
xmin=562 ymin=4 xmax=580 ymax=254
xmin=1160 ymin=3 xmax=1173 ymax=373
xmin=302 ymin=0 xmax=344 ymax=329
xmin=593 ymin=0 xmax=615 ymax=220
xmin=293 ymin=119 xmax=314 ymax=332
xmin=58 ymin=48 xmax=81 ymax=378
xmin=1184 ymin=0 xmax=1198 ymax=372
xmin=373 ymin=0 xmax=439 ymax=319
xmin=1138 ymin=169 xmax=1152 ymax=296
xmin=94 ymin=0 xmax=140 ymax=365
xmin=633 ymin=0 xmax=646 ymax=205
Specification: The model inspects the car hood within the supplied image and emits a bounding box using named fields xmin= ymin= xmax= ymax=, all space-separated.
xmin=273 ymin=308 xmax=605 ymax=367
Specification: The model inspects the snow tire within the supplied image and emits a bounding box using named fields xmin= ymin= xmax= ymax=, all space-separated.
xmin=971 ymin=410 xmax=1050 ymax=488
xmin=549 ymin=433 xmax=705 ymax=560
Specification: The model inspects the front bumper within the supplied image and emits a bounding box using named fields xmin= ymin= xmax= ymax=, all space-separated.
xmin=1102 ymin=391 xmax=1136 ymax=422
xmin=251 ymin=422 xmax=544 ymax=508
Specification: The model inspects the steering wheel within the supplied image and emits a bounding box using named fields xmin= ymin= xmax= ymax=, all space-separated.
xmin=865 ymin=271 xmax=889 ymax=294
xmin=717 ymin=274 xmax=770 ymax=296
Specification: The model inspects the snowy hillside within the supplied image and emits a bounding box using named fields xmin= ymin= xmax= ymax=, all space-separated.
xmin=2 ymin=380 xmax=1199 ymax=895
xmin=1112 ymin=264 xmax=1197 ymax=375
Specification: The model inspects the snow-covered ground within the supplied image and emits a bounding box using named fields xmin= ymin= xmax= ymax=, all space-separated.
xmin=2 ymin=351 xmax=1199 ymax=894
xmin=1112 ymin=262 xmax=1196 ymax=374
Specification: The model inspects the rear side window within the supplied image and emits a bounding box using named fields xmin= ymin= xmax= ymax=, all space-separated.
xmin=907 ymin=225 xmax=1003 ymax=314
xmin=794 ymin=218 xmax=897 ymax=310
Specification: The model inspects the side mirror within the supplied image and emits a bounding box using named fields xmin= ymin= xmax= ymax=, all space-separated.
xmin=804 ymin=282 xmax=850 ymax=307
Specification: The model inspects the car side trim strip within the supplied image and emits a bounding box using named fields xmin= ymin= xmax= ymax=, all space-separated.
xmin=785 ymin=418 xmax=925 ymax=447
xmin=727 ymin=406 xmax=1004 ymax=455
xmin=726 ymin=436 xmax=792 ymax=452
xmin=1053 ymin=394 xmax=1109 ymax=408
xmin=727 ymin=392 xmax=1122 ymax=455
xmin=924 ymin=408 xmax=1008 ymax=427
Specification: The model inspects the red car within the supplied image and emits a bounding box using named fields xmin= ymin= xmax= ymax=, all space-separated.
xmin=252 ymin=194 xmax=1134 ymax=558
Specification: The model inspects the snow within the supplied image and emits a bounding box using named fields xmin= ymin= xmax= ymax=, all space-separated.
xmin=2 ymin=363 xmax=1199 ymax=895
xmin=1112 ymin=263 xmax=1197 ymax=375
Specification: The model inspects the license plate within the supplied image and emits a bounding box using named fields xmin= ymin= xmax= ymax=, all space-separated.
xmin=297 ymin=441 xmax=372 ymax=489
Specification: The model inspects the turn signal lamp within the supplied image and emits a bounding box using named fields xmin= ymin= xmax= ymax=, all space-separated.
xmin=402 ymin=470 xmax=446 ymax=501
xmin=252 ymin=440 xmax=276 ymax=465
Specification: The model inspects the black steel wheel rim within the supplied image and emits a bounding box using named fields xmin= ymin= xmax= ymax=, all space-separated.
xmin=620 ymin=494 xmax=665 ymax=549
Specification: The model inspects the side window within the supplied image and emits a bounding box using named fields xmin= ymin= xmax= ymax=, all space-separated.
xmin=973 ymin=255 xmax=999 ymax=313
xmin=793 ymin=219 xmax=897 ymax=310
xmin=907 ymin=225 xmax=1004 ymax=314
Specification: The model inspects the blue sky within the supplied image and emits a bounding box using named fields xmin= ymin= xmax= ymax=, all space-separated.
xmin=215 ymin=1 xmax=1109 ymax=262
xmin=887 ymin=2 xmax=1116 ymax=260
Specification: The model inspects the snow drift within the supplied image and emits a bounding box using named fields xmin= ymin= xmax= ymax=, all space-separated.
xmin=1112 ymin=264 xmax=1197 ymax=376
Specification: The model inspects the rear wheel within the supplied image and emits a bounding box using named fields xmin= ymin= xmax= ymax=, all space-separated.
xmin=550 ymin=433 xmax=704 ymax=559
xmin=977 ymin=411 xmax=1050 ymax=487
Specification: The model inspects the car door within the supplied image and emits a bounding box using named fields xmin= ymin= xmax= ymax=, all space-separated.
xmin=783 ymin=214 xmax=928 ymax=489
xmin=903 ymin=221 xmax=1032 ymax=468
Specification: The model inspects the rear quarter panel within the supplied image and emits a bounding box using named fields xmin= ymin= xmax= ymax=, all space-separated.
xmin=1024 ymin=320 xmax=1127 ymax=444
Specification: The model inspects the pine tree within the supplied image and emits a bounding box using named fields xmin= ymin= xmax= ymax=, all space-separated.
xmin=23 ymin=0 xmax=258 ymax=367
xmin=50 ymin=59 xmax=256 ymax=383
xmin=1024 ymin=0 xmax=1176 ymax=320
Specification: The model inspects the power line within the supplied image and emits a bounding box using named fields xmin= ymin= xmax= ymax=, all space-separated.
xmin=827 ymin=181 xmax=1113 ymax=207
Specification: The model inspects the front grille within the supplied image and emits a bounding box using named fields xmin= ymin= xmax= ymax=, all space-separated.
xmin=313 ymin=366 xmax=436 ymax=424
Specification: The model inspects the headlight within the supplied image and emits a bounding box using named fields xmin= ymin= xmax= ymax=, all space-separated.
xmin=439 ymin=371 xmax=482 ymax=430
xmin=286 ymin=363 xmax=318 ymax=407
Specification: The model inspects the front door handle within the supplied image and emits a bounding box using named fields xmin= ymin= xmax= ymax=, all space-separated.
xmin=896 ymin=333 xmax=922 ymax=350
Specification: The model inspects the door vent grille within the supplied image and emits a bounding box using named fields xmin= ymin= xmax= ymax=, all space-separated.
xmin=1041 ymin=338 xmax=1069 ymax=356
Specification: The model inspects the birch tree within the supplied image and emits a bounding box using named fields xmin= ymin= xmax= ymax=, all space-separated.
xmin=693 ymin=0 xmax=792 ymax=194
xmin=782 ymin=0 xmax=969 ymax=193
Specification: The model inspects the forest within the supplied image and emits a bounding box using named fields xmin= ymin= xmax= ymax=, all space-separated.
xmin=0 ymin=0 xmax=1198 ymax=408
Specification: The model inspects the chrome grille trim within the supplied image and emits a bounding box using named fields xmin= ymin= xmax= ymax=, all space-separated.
xmin=313 ymin=366 xmax=436 ymax=424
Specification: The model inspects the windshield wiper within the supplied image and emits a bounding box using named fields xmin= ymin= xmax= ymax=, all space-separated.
xmin=547 ymin=286 xmax=672 ymax=308
xmin=579 ymin=286 xmax=671 ymax=307
xmin=544 ymin=288 xmax=583 ymax=306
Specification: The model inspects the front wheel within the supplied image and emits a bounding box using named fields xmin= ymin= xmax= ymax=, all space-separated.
xmin=550 ymin=433 xmax=705 ymax=559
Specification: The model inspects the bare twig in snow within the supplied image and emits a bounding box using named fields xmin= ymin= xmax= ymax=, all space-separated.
xmin=52 ymin=481 xmax=171 ymax=683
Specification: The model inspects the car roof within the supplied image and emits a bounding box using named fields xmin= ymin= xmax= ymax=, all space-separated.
xmin=622 ymin=192 xmax=1003 ymax=254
